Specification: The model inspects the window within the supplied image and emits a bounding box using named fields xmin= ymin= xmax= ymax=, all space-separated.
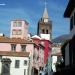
xmin=46 ymin=30 xmax=48 ymax=34
xmin=74 ymin=13 xmax=75 ymax=25
xmin=37 ymin=56 xmax=39 ymax=61
xmin=24 ymin=60 xmax=27 ymax=65
xmin=17 ymin=30 xmax=22 ymax=35
xmin=13 ymin=21 xmax=22 ymax=27
xmin=11 ymin=44 xmax=16 ymax=51
xmin=15 ymin=60 xmax=20 ymax=68
xmin=0 ymin=56 xmax=2 ymax=60
xmin=12 ymin=30 xmax=16 ymax=35
xmin=21 ymin=45 xmax=26 ymax=51
xmin=70 ymin=16 xmax=73 ymax=31
xmin=18 ymin=22 xmax=22 ymax=27
xmin=13 ymin=22 xmax=17 ymax=27
xmin=12 ymin=29 xmax=22 ymax=35
xmin=44 ymin=19 xmax=48 ymax=22
xmin=42 ymin=29 xmax=45 ymax=34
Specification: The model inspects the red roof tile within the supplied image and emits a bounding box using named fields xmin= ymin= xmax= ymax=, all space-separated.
xmin=0 ymin=36 xmax=34 ymax=44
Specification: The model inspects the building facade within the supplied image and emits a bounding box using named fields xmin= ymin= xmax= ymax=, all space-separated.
xmin=37 ymin=5 xmax=52 ymax=75
xmin=52 ymin=43 xmax=62 ymax=72
xmin=0 ymin=51 xmax=30 ymax=75
xmin=0 ymin=18 xmax=46 ymax=75
xmin=32 ymin=35 xmax=52 ymax=74
xmin=0 ymin=36 xmax=35 ymax=75
xmin=10 ymin=19 xmax=29 ymax=39
xmin=63 ymin=0 xmax=75 ymax=66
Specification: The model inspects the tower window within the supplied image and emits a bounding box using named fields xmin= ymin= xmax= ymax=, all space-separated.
xmin=12 ymin=29 xmax=22 ymax=35
xmin=42 ymin=29 xmax=45 ymax=34
xmin=46 ymin=30 xmax=48 ymax=34
xmin=13 ymin=21 xmax=22 ymax=27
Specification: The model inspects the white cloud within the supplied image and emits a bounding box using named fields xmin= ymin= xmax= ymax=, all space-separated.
xmin=0 ymin=3 xmax=6 ymax=6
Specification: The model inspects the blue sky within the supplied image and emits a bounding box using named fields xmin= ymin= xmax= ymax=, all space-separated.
xmin=0 ymin=0 xmax=69 ymax=38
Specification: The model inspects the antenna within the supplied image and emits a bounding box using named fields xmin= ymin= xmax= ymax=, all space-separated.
xmin=44 ymin=0 xmax=47 ymax=8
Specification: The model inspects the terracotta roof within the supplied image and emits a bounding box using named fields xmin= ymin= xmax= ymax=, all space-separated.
xmin=0 ymin=36 xmax=34 ymax=44
xmin=0 ymin=51 xmax=30 ymax=57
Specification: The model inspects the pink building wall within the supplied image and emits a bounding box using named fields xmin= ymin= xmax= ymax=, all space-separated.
xmin=0 ymin=43 xmax=34 ymax=53
xmin=10 ymin=20 xmax=29 ymax=39
xmin=0 ymin=43 xmax=11 ymax=51
xmin=0 ymin=42 xmax=35 ymax=68
xmin=32 ymin=37 xmax=52 ymax=65
xmin=32 ymin=38 xmax=44 ymax=67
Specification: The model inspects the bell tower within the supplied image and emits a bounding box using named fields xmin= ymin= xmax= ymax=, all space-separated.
xmin=37 ymin=4 xmax=52 ymax=40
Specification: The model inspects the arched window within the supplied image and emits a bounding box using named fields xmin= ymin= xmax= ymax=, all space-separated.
xmin=46 ymin=30 xmax=48 ymax=34
xmin=42 ymin=29 xmax=45 ymax=34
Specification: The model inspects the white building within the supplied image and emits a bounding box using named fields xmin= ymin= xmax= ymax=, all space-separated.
xmin=63 ymin=0 xmax=75 ymax=67
xmin=0 ymin=51 xmax=30 ymax=75
xmin=51 ymin=43 xmax=62 ymax=72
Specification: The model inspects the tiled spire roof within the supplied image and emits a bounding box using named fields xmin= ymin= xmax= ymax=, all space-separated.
xmin=43 ymin=7 xmax=49 ymax=19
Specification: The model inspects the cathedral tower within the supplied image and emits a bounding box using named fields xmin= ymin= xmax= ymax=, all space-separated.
xmin=37 ymin=6 xmax=52 ymax=40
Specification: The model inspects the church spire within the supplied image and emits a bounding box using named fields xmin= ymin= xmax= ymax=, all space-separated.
xmin=42 ymin=1 xmax=49 ymax=19
xmin=37 ymin=0 xmax=52 ymax=40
